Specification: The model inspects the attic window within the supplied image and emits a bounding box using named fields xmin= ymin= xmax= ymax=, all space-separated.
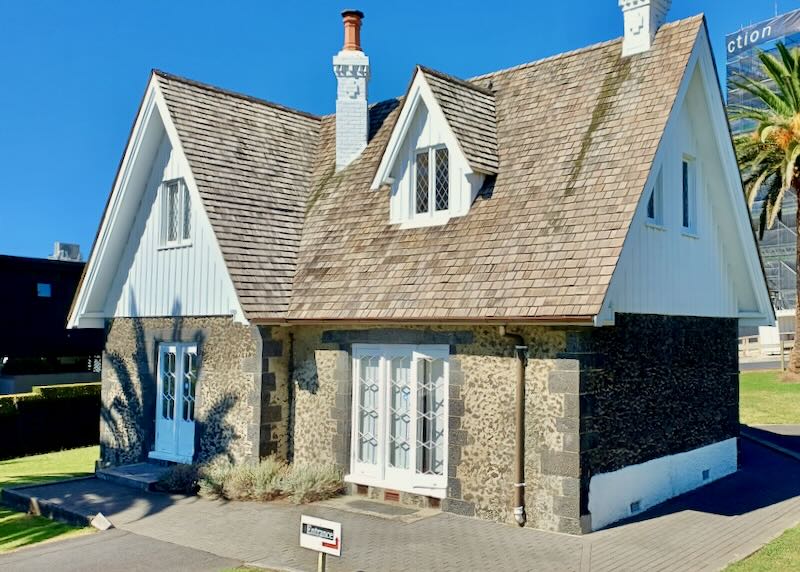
xmin=162 ymin=179 xmax=191 ymax=246
xmin=645 ymin=168 xmax=663 ymax=226
xmin=682 ymin=157 xmax=697 ymax=234
xmin=414 ymin=146 xmax=449 ymax=217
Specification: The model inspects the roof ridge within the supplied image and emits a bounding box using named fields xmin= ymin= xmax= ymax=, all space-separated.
xmin=152 ymin=69 xmax=321 ymax=122
xmin=469 ymin=14 xmax=705 ymax=82
xmin=319 ymin=96 xmax=402 ymax=120
xmin=417 ymin=65 xmax=495 ymax=96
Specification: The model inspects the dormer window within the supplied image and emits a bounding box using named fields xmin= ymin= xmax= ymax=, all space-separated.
xmin=414 ymin=146 xmax=449 ymax=217
xmin=162 ymin=179 xmax=191 ymax=246
xmin=374 ymin=67 xmax=496 ymax=228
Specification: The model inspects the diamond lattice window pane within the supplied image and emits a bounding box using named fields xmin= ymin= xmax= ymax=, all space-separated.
xmin=415 ymin=151 xmax=429 ymax=214
xmin=388 ymin=356 xmax=412 ymax=469
xmin=182 ymin=185 xmax=191 ymax=240
xmin=162 ymin=352 xmax=176 ymax=420
xmin=357 ymin=356 xmax=381 ymax=465
xmin=434 ymin=148 xmax=449 ymax=211
xmin=182 ymin=351 xmax=197 ymax=422
xmin=167 ymin=183 xmax=179 ymax=242
xmin=416 ymin=357 xmax=446 ymax=476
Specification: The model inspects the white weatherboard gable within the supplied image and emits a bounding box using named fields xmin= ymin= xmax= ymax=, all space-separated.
xmin=596 ymin=26 xmax=773 ymax=328
xmin=588 ymin=438 xmax=737 ymax=530
xmin=371 ymin=70 xmax=484 ymax=226
xmin=68 ymin=76 xmax=246 ymax=328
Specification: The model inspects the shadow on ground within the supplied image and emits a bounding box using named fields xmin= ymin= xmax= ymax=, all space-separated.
xmin=605 ymin=437 xmax=800 ymax=530
xmin=742 ymin=425 xmax=800 ymax=455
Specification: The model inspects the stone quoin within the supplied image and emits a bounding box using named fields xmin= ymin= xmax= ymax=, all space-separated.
xmin=69 ymin=4 xmax=772 ymax=535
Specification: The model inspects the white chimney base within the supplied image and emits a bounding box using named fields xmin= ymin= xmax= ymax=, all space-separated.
xmin=334 ymin=50 xmax=370 ymax=170
xmin=619 ymin=0 xmax=672 ymax=57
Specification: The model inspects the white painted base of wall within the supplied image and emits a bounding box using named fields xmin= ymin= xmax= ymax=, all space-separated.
xmin=588 ymin=438 xmax=737 ymax=531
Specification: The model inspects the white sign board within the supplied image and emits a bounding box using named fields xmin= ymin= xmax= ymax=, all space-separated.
xmin=300 ymin=515 xmax=342 ymax=557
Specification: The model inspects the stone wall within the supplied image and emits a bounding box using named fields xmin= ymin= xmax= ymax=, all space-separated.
xmin=258 ymin=326 xmax=290 ymax=459
xmin=100 ymin=316 xmax=285 ymax=466
xmin=571 ymin=313 xmax=739 ymax=528
xmin=289 ymin=324 xmax=584 ymax=534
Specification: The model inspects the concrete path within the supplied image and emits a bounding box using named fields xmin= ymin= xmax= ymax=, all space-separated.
xmin=1 ymin=439 xmax=799 ymax=571
xmin=739 ymin=359 xmax=781 ymax=371
xmin=743 ymin=424 xmax=800 ymax=456
xmin=0 ymin=528 xmax=239 ymax=572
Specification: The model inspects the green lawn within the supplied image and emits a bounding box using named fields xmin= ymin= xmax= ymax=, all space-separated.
xmin=740 ymin=371 xmax=800 ymax=425
xmin=727 ymin=524 xmax=800 ymax=571
xmin=732 ymin=371 xmax=800 ymax=569
xmin=0 ymin=507 xmax=89 ymax=552
xmin=0 ymin=446 xmax=98 ymax=552
xmin=0 ymin=446 xmax=99 ymax=491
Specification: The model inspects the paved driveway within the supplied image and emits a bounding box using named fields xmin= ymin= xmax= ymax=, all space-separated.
xmin=1 ymin=439 xmax=799 ymax=572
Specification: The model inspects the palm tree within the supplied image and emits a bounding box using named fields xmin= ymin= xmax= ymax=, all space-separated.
xmin=730 ymin=43 xmax=800 ymax=372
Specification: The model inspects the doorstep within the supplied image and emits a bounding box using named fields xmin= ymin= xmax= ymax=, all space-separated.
xmin=96 ymin=463 xmax=170 ymax=491
xmin=316 ymin=494 xmax=440 ymax=523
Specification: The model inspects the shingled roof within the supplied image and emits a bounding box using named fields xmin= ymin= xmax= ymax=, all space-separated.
xmin=155 ymin=72 xmax=320 ymax=320
xmin=153 ymin=15 xmax=704 ymax=322
xmin=288 ymin=16 xmax=704 ymax=321
xmin=418 ymin=66 xmax=499 ymax=174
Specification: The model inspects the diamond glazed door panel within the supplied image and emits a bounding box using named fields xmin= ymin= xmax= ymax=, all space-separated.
xmin=349 ymin=344 xmax=449 ymax=498
xmin=412 ymin=349 xmax=448 ymax=490
xmin=154 ymin=345 xmax=178 ymax=458
xmin=352 ymin=349 xmax=383 ymax=479
xmin=384 ymin=350 xmax=414 ymax=485
xmin=152 ymin=343 xmax=197 ymax=463
xmin=176 ymin=347 xmax=198 ymax=460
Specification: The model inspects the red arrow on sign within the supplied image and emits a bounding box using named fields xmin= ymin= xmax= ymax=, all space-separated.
xmin=322 ymin=537 xmax=339 ymax=550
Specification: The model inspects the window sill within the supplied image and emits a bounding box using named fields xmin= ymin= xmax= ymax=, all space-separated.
xmin=158 ymin=241 xmax=193 ymax=251
xmin=681 ymin=230 xmax=699 ymax=240
xmin=645 ymin=221 xmax=666 ymax=231
xmin=398 ymin=213 xmax=452 ymax=229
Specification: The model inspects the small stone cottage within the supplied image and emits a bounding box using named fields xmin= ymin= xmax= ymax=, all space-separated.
xmin=69 ymin=1 xmax=772 ymax=534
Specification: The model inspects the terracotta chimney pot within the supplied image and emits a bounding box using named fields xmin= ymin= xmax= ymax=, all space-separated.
xmin=342 ymin=9 xmax=364 ymax=51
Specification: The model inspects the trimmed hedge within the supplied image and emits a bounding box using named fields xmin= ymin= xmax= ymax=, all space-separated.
xmin=0 ymin=383 xmax=101 ymax=460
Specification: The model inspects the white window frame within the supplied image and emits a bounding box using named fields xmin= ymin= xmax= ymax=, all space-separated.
xmin=411 ymin=145 xmax=449 ymax=221
xmin=347 ymin=343 xmax=449 ymax=498
xmin=645 ymin=167 xmax=664 ymax=228
xmin=160 ymin=178 xmax=191 ymax=247
xmin=681 ymin=156 xmax=697 ymax=235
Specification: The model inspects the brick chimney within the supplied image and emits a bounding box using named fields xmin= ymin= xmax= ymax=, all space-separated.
xmin=333 ymin=10 xmax=369 ymax=170
xmin=619 ymin=0 xmax=672 ymax=57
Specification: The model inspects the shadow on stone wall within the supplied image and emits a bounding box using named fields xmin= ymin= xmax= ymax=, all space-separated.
xmin=101 ymin=296 xmax=240 ymax=467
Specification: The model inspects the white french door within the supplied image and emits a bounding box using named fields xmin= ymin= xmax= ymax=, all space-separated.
xmin=150 ymin=343 xmax=198 ymax=463
xmin=350 ymin=344 xmax=448 ymax=497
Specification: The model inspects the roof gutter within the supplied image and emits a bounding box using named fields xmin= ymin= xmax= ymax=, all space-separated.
xmin=251 ymin=315 xmax=597 ymax=326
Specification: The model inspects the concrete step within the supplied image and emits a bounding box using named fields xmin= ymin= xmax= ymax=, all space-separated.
xmin=96 ymin=463 xmax=170 ymax=491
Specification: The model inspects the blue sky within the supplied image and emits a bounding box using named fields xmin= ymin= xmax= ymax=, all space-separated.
xmin=0 ymin=0 xmax=795 ymax=259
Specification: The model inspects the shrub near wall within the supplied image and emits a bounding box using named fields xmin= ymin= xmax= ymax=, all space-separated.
xmin=0 ymin=383 xmax=100 ymax=460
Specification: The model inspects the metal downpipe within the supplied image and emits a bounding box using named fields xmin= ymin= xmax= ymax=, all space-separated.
xmin=500 ymin=326 xmax=528 ymax=527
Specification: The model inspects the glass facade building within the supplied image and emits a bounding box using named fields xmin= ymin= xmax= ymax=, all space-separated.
xmin=726 ymin=9 xmax=800 ymax=311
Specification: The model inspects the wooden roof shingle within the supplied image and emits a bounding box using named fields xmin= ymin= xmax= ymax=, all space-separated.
xmin=289 ymin=16 xmax=703 ymax=321
xmin=155 ymin=16 xmax=703 ymax=323
xmin=155 ymin=72 xmax=321 ymax=320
